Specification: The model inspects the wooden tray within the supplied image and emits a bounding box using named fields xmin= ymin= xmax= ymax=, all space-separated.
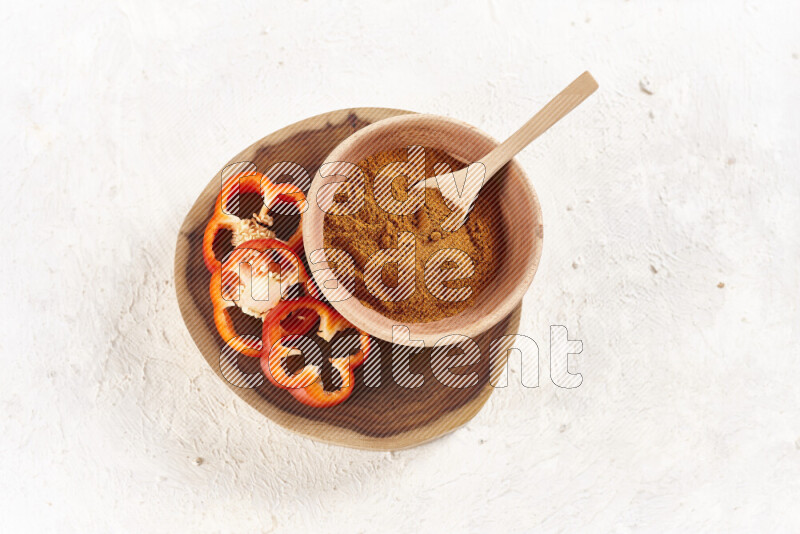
xmin=174 ymin=108 xmax=520 ymax=450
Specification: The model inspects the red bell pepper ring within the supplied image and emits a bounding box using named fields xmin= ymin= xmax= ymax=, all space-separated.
xmin=210 ymin=238 xmax=315 ymax=358
xmin=260 ymin=297 xmax=372 ymax=408
xmin=202 ymin=171 xmax=306 ymax=272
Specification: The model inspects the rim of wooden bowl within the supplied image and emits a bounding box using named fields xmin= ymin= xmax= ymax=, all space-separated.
xmin=303 ymin=113 xmax=543 ymax=346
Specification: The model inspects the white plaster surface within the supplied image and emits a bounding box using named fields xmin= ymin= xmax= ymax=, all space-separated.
xmin=2 ymin=0 xmax=799 ymax=532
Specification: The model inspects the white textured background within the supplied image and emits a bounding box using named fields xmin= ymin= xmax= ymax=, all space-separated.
xmin=2 ymin=0 xmax=799 ymax=532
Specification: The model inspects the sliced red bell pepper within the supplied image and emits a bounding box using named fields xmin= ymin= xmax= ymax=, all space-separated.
xmin=202 ymin=171 xmax=306 ymax=272
xmin=210 ymin=238 xmax=315 ymax=358
xmin=260 ymin=297 xmax=372 ymax=408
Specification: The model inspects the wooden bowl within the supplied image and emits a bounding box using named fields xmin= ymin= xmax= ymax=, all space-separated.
xmin=304 ymin=113 xmax=543 ymax=346
xmin=174 ymin=108 xmax=529 ymax=450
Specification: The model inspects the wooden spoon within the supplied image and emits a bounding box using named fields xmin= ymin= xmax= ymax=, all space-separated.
xmin=302 ymin=73 xmax=597 ymax=345
xmin=423 ymin=71 xmax=598 ymax=216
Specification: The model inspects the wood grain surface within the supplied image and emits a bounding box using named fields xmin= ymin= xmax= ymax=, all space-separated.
xmin=174 ymin=108 xmax=521 ymax=450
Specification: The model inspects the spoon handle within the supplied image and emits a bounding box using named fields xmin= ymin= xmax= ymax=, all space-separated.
xmin=480 ymin=71 xmax=598 ymax=178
